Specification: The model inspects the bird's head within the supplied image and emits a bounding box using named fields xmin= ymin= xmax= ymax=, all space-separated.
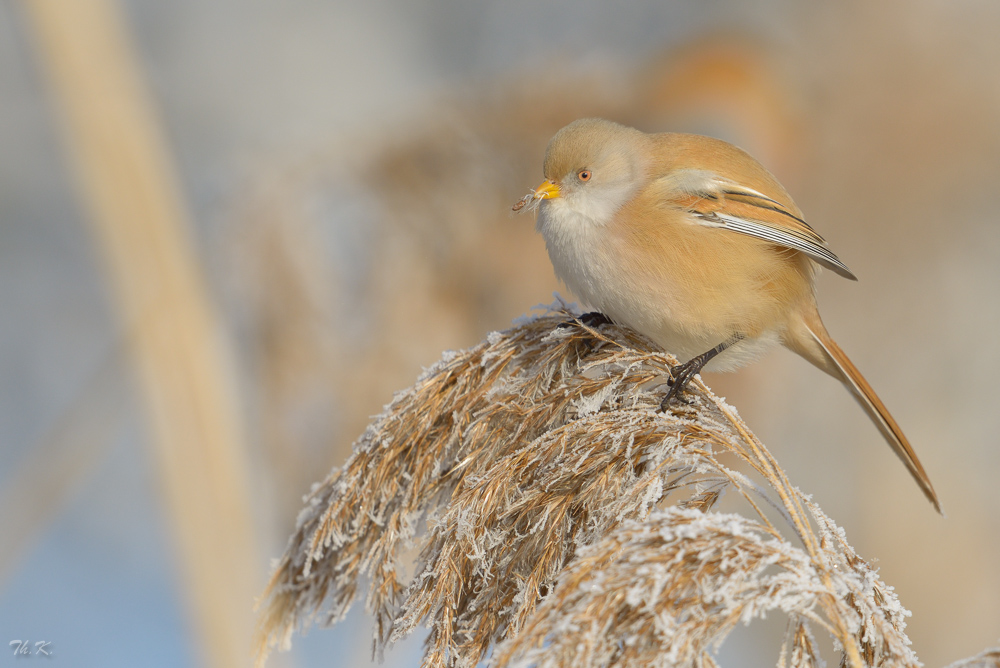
xmin=532 ymin=118 xmax=651 ymax=225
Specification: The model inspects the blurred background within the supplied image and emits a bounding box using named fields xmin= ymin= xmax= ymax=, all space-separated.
xmin=1 ymin=0 xmax=998 ymax=666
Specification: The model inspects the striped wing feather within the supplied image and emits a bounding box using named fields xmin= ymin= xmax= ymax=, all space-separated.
xmin=656 ymin=171 xmax=857 ymax=280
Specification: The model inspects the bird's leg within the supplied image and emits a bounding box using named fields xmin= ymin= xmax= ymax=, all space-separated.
xmin=661 ymin=334 xmax=743 ymax=410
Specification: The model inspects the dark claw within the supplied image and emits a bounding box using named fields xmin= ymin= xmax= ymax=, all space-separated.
xmin=659 ymin=360 xmax=700 ymax=410
xmin=658 ymin=335 xmax=744 ymax=412
xmin=578 ymin=311 xmax=612 ymax=328
xmin=557 ymin=311 xmax=613 ymax=329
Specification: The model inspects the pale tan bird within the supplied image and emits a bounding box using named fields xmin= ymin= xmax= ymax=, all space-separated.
xmin=516 ymin=117 xmax=940 ymax=512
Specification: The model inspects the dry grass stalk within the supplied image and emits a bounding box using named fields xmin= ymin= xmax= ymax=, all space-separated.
xmin=254 ymin=304 xmax=942 ymax=668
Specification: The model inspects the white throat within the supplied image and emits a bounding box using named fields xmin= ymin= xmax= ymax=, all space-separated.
xmin=536 ymin=198 xmax=620 ymax=315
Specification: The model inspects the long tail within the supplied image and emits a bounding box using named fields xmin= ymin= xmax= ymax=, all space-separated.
xmin=787 ymin=309 xmax=941 ymax=513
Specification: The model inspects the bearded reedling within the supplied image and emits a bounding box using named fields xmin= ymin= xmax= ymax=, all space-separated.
xmin=515 ymin=118 xmax=939 ymax=512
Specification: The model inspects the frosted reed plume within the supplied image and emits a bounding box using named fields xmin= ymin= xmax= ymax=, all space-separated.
xmin=945 ymin=649 xmax=1000 ymax=668
xmin=254 ymin=304 xmax=993 ymax=668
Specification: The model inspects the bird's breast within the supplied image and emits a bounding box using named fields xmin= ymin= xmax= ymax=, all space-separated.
xmin=537 ymin=201 xmax=618 ymax=306
xmin=538 ymin=200 xmax=692 ymax=348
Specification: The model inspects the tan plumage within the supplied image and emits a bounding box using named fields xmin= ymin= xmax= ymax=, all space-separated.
xmin=522 ymin=117 xmax=939 ymax=512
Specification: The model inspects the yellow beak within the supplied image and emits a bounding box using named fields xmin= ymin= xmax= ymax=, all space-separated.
xmin=533 ymin=180 xmax=561 ymax=199
xmin=512 ymin=179 xmax=561 ymax=213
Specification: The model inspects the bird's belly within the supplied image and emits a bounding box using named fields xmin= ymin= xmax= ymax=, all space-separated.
xmin=539 ymin=201 xmax=800 ymax=370
xmin=587 ymin=276 xmax=782 ymax=371
xmin=543 ymin=232 xmax=786 ymax=370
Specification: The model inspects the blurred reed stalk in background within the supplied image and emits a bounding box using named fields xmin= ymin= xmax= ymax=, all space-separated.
xmin=19 ymin=1 xmax=260 ymax=666
xmin=254 ymin=311 xmax=999 ymax=668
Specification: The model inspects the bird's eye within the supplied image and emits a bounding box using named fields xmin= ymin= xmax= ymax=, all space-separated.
xmin=577 ymin=170 xmax=591 ymax=182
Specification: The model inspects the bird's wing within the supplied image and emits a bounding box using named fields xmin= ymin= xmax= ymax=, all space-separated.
xmin=653 ymin=169 xmax=857 ymax=280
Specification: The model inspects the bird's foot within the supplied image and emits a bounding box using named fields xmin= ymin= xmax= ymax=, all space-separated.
xmin=557 ymin=311 xmax=613 ymax=330
xmin=658 ymin=337 xmax=740 ymax=412
xmin=558 ymin=311 xmax=613 ymax=360
xmin=659 ymin=360 xmax=702 ymax=411
xmin=578 ymin=311 xmax=612 ymax=328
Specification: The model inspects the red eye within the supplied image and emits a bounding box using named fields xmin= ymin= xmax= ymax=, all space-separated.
xmin=578 ymin=170 xmax=591 ymax=181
